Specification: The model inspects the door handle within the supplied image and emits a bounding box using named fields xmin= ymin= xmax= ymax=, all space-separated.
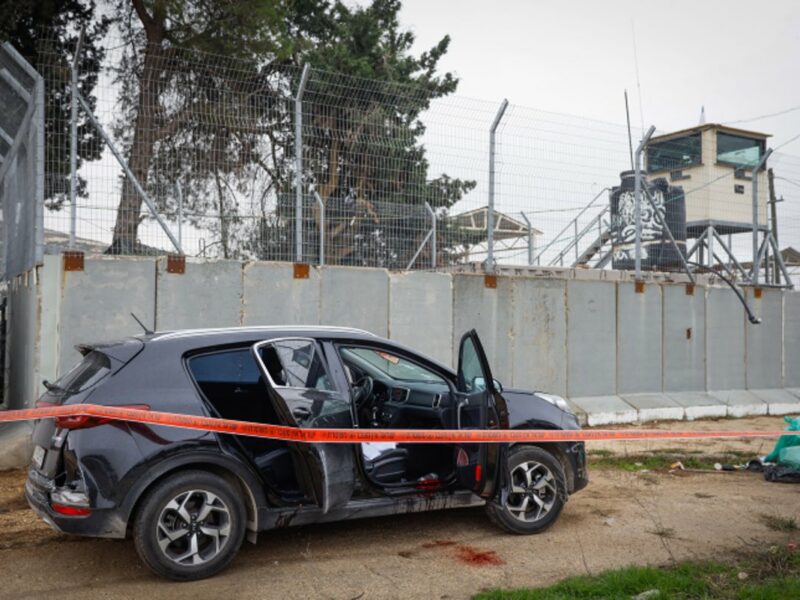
xmin=292 ymin=406 xmax=311 ymax=420
xmin=456 ymin=398 xmax=469 ymax=429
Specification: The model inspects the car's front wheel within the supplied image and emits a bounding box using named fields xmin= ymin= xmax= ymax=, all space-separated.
xmin=486 ymin=445 xmax=567 ymax=534
xmin=133 ymin=470 xmax=246 ymax=581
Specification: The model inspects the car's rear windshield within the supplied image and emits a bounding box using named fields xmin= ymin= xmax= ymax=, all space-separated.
xmin=53 ymin=350 xmax=112 ymax=394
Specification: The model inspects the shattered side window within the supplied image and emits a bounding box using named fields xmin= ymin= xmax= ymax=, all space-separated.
xmin=259 ymin=340 xmax=335 ymax=391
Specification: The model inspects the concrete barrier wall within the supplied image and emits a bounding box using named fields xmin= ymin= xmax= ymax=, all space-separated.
xmin=617 ymin=282 xmax=662 ymax=394
xmin=786 ymin=291 xmax=800 ymax=389
xmin=7 ymin=256 xmax=800 ymax=416
xmin=566 ymin=280 xmax=616 ymax=398
xmin=663 ymin=284 xmax=706 ymax=392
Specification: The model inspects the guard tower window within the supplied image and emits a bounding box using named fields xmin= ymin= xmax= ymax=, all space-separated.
xmin=646 ymin=133 xmax=701 ymax=172
xmin=716 ymin=132 xmax=765 ymax=168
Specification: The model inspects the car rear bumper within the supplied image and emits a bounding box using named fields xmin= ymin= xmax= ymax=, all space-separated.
xmin=25 ymin=469 xmax=128 ymax=539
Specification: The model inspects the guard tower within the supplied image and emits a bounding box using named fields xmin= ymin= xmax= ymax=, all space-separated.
xmin=645 ymin=123 xmax=789 ymax=285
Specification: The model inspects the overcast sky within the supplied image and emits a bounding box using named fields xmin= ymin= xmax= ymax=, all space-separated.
xmin=393 ymin=0 xmax=800 ymax=150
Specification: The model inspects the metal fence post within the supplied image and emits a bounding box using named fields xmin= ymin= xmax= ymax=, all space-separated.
xmin=751 ymin=147 xmax=772 ymax=285
xmin=487 ymin=99 xmax=509 ymax=271
xmin=425 ymin=201 xmax=436 ymax=268
xmin=634 ymin=125 xmax=656 ymax=280
xmin=69 ymin=28 xmax=84 ymax=249
xmin=176 ymin=181 xmax=183 ymax=250
xmin=519 ymin=212 xmax=533 ymax=265
xmin=314 ymin=190 xmax=325 ymax=266
xmin=294 ymin=63 xmax=311 ymax=263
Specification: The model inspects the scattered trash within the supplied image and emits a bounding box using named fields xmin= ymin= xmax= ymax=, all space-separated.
xmin=764 ymin=416 xmax=800 ymax=465
xmin=603 ymin=517 xmax=616 ymax=526
xmin=669 ymin=461 xmax=684 ymax=470
xmin=762 ymin=416 xmax=800 ymax=484
xmin=737 ymin=572 xmax=749 ymax=581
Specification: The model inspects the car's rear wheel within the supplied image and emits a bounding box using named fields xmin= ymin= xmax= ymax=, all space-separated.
xmin=486 ymin=445 xmax=567 ymax=534
xmin=133 ymin=470 xmax=246 ymax=581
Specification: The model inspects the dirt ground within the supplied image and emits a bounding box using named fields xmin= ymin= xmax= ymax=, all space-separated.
xmin=0 ymin=416 xmax=798 ymax=600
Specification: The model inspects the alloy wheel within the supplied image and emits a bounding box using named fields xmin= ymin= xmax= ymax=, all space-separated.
xmin=505 ymin=460 xmax=557 ymax=523
xmin=156 ymin=489 xmax=232 ymax=566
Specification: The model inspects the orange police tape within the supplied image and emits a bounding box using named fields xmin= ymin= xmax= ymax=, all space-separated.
xmin=0 ymin=403 xmax=789 ymax=444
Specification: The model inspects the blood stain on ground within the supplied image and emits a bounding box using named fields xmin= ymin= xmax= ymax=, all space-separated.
xmin=453 ymin=545 xmax=504 ymax=567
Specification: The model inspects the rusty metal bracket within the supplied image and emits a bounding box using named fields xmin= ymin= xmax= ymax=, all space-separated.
xmin=685 ymin=283 xmax=695 ymax=296
xmin=63 ymin=250 xmax=84 ymax=272
xmin=484 ymin=274 xmax=497 ymax=289
xmin=635 ymin=280 xmax=645 ymax=294
xmin=294 ymin=263 xmax=310 ymax=279
xmin=166 ymin=254 xmax=185 ymax=274
xmin=754 ymin=287 xmax=763 ymax=299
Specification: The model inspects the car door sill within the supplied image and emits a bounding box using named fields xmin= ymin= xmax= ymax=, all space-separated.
xmin=259 ymin=490 xmax=485 ymax=531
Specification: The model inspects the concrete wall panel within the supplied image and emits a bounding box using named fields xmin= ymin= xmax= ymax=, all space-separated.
xmin=452 ymin=274 xmax=513 ymax=385
xmin=243 ymin=262 xmax=321 ymax=326
xmin=617 ymin=282 xmax=662 ymax=394
xmin=706 ymin=287 xmax=746 ymax=391
xmin=156 ymin=259 xmax=242 ymax=330
xmin=389 ymin=271 xmax=452 ymax=366
xmin=60 ymin=258 xmax=156 ymax=375
xmin=746 ymin=289 xmax=783 ymax=389
xmin=567 ymin=280 xmax=616 ymax=397
xmin=511 ymin=278 xmax=567 ymax=396
xmin=320 ymin=266 xmax=389 ymax=336
xmin=663 ymin=284 xmax=706 ymax=392
xmin=784 ymin=292 xmax=800 ymax=388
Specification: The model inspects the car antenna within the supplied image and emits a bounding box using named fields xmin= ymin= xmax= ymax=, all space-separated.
xmin=131 ymin=313 xmax=154 ymax=335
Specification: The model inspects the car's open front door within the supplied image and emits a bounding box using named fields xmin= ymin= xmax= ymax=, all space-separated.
xmin=251 ymin=338 xmax=355 ymax=513
xmin=455 ymin=329 xmax=502 ymax=496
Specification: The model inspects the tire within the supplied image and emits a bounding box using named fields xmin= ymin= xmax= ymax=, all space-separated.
xmin=133 ymin=470 xmax=246 ymax=581
xmin=486 ymin=445 xmax=567 ymax=535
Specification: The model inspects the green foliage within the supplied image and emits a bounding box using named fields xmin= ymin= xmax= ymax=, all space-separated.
xmin=108 ymin=0 xmax=475 ymax=263
xmin=475 ymin=546 xmax=800 ymax=600
xmin=0 ymin=0 xmax=109 ymax=209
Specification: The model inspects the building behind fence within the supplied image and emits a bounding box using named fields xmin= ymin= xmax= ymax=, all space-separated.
xmin=2 ymin=37 xmax=799 ymax=282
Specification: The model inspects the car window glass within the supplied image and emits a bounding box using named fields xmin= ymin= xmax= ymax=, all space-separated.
xmin=54 ymin=351 xmax=112 ymax=393
xmin=259 ymin=340 xmax=335 ymax=391
xmin=460 ymin=337 xmax=486 ymax=392
xmin=340 ymin=347 xmax=446 ymax=385
xmin=189 ymin=349 xmax=261 ymax=385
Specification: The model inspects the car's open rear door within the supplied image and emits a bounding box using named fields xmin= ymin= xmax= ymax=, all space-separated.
xmin=455 ymin=330 xmax=502 ymax=496
xmin=251 ymin=338 xmax=355 ymax=513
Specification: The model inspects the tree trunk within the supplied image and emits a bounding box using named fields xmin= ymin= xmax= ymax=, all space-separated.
xmin=109 ymin=5 xmax=165 ymax=254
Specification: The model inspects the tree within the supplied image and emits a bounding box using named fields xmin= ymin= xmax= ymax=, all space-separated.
xmin=108 ymin=0 xmax=297 ymax=255
xmin=110 ymin=0 xmax=475 ymax=265
xmin=0 ymin=0 xmax=109 ymax=210
xmin=256 ymin=0 xmax=476 ymax=267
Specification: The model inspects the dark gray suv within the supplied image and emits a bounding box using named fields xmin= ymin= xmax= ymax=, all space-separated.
xmin=26 ymin=326 xmax=587 ymax=580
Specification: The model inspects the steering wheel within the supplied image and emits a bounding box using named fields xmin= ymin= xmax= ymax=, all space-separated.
xmin=352 ymin=375 xmax=374 ymax=409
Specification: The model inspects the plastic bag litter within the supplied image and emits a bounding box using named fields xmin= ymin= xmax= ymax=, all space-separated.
xmin=764 ymin=416 xmax=800 ymax=467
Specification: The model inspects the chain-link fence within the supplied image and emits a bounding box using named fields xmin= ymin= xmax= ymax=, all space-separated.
xmin=31 ymin=38 xmax=800 ymax=282
xmin=0 ymin=43 xmax=44 ymax=280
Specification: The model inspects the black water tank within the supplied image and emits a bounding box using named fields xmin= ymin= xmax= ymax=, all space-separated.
xmin=610 ymin=171 xmax=687 ymax=270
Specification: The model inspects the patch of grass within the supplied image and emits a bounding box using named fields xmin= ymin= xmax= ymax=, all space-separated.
xmin=588 ymin=451 xmax=752 ymax=472
xmin=760 ymin=514 xmax=799 ymax=533
xmin=475 ymin=546 xmax=800 ymax=600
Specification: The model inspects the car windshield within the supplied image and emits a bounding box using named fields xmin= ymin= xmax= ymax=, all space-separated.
xmin=340 ymin=347 xmax=446 ymax=384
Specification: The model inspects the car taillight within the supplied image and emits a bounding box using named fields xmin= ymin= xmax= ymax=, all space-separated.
xmin=51 ymin=502 xmax=92 ymax=516
xmin=55 ymin=404 xmax=150 ymax=430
